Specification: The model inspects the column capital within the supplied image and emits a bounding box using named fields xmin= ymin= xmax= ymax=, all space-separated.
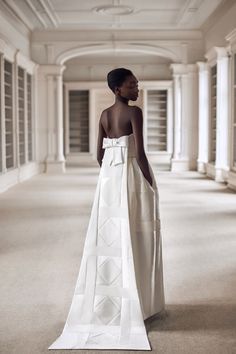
xmin=225 ymin=28 xmax=236 ymax=53
xmin=225 ymin=28 xmax=236 ymax=44
xmin=170 ymin=63 xmax=197 ymax=75
xmin=205 ymin=46 xmax=229 ymax=63
xmin=38 ymin=64 xmax=66 ymax=77
xmin=15 ymin=50 xmax=36 ymax=74
xmin=196 ymin=61 xmax=209 ymax=72
xmin=170 ymin=63 xmax=187 ymax=75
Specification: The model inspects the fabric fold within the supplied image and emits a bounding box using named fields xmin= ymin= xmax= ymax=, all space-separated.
xmin=102 ymin=136 xmax=127 ymax=166
xmin=48 ymin=133 xmax=164 ymax=351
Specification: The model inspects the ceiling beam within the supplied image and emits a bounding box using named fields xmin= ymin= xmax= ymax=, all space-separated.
xmin=38 ymin=0 xmax=59 ymax=28
xmin=3 ymin=0 xmax=34 ymax=30
xmin=175 ymin=0 xmax=202 ymax=25
xmin=25 ymin=0 xmax=48 ymax=28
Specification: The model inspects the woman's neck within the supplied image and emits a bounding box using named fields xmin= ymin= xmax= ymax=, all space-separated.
xmin=115 ymin=95 xmax=129 ymax=105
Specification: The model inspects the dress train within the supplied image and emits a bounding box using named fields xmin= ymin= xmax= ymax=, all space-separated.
xmin=48 ymin=133 xmax=165 ymax=350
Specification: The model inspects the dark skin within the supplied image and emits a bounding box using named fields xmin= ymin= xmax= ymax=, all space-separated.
xmin=97 ymin=74 xmax=153 ymax=187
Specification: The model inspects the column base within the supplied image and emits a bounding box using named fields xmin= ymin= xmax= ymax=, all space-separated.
xmin=171 ymin=158 xmax=190 ymax=171
xmin=215 ymin=168 xmax=224 ymax=182
xmin=197 ymin=161 xmax=207 ymax=173
xmin=46 ymin=160 xmax=65 ymax=174
xmin=215 ymin=167 xmax=230 ymax=183
xmin=206 ymin=163 xmax=230 ymax=182
xmin=227 ymin=170 xmax=236 ymax=191
xmin=206 ymin=162 xmax=215 ymax=179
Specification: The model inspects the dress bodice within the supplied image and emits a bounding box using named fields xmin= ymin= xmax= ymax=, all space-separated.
xmin=102 ymin=133 xmax=136 ymax=166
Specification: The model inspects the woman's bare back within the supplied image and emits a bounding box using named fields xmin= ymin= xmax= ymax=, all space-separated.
xmin=100 ymin=105 xmax=135 ymax=138
xmin=97 ymin=104 xmax=153 ymax=186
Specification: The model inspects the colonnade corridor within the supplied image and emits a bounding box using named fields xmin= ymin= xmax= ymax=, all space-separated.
xmin=0 ymin=167 xmax=235 ymax=354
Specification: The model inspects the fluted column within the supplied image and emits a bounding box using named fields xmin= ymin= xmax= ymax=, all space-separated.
xmin=38 ymin=64 xmax=66 ymax=173
xmin=170 ymin=63 xmax=198 ymax=171
xmin=197 ymin=62 xmax=210 ymax=173
xmin=226 ymin=28 xmax=236 ymax=191
xmin=215 ymin=49 xmax=230 ymax=181
xmin=205 ymin=46 xmax=230 ymax=182
xmin=46 ymin=75 xmax=55 ymax=163
xmin=56 ymin=74 xmax=65 ymax=163
xmin=172 ymin=73 xmax=182 ymax=161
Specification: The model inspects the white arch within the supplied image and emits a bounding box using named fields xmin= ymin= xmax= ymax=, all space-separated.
xmin=56 ymin=42 xmax=180 ymax=65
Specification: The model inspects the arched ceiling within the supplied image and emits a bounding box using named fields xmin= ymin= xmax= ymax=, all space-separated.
xmin=65 ymin=53 xmax=170 ymax=65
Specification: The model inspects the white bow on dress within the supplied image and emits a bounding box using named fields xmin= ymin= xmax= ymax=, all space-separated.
xmin=102 ymin=137 xmax=128 ymax=166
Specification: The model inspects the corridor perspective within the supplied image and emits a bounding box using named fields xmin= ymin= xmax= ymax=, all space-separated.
xmin=0 ymin=167 xmax=235 ymax=354
xmin=0 ymin=0 xmax=236 ymax=353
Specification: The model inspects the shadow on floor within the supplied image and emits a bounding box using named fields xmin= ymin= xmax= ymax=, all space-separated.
xmin=173 ymin=175 xmax=212 ymax=180
xmin=196 ymin=187 xmax=236 ymax=194
xmin=148 ymin=303 xmax=236 ymax=333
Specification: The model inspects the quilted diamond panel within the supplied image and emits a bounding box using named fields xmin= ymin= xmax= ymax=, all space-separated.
xmin=93 ymin=295 xmax=121 ymax=325
xmin=98 ymin=217 xmax=121 ymax=247
xmin=96 ymin=257 xmax=122 ymax=286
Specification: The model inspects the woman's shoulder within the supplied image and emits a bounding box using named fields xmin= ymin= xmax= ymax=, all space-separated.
xmin=101 ymin=105 xmax=143 ymax=121
xmin=130 ymin=105 xmax=143 ymax=121
xmin=103 ymin=104 xmax=115 ymax=112
xmin=130 ymin=105 xmax=142 ymax=112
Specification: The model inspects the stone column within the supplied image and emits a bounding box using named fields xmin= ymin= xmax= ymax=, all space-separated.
xmin=172 ymin=73 xmax=182 ymax=162
xmin=46 ymin=75 xmax=55 ymax=163
xmin=187 ymin=65 xmax=199 ymax=170
xmin=226 ymin=28 xmax=236 ymax=191
xmin=170 ymin=64 xmax=198 ymax=171
xmin=197 ymin=62 xmax=210 ymax=173
xmin=215 ymin=48 xmax=230 ymax=181
xmin=56 ymin=74 xmax=65 ymax=164
xmin=166 ymin=86 xmax=174 ymax=155
xmin=38 ymin=64 xmax=66 ymax=173
xmin=205 ymin=46 xmax=231 ymax=182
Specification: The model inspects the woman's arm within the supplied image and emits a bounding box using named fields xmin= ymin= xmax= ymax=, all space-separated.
xmin=97 ymin=113 xmax=106 ymax=166
xmin=131 ymin=106 xmax=153 ymax=186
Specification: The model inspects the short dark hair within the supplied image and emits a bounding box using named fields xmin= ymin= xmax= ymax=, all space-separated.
xmin=107 ymin=67 xmax=133 ymax=93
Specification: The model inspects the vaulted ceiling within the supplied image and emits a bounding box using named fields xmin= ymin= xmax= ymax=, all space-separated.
xmin=1 ymin=0 xmax=226 ymax=31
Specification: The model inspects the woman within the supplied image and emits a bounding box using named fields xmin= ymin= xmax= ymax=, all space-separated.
xmin=48 ymin=68 xmax=165 ymax=351
xmin=97 ymin=69 xmax=153 ymax=187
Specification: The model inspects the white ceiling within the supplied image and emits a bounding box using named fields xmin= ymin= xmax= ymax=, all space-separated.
xmin=1 ymin=0 xmax=225 ymax=31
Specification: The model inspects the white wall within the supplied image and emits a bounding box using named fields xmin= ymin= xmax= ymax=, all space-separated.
xmin=63 ymin=62 xmax=172 ymax=82
xmin=204 ymin=2 xmax=236 ymax=51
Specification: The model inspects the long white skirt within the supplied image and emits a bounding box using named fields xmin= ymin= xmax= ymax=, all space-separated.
xmin=48 ymin=133 xmax=165 ymax=350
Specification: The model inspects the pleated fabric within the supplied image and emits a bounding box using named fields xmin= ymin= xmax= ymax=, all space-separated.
xmin=48 ymin=133 xmax=165 ymax=350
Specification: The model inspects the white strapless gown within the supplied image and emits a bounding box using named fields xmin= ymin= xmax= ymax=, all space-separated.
xmin=48 ymin=133 xmax=165 ymax=351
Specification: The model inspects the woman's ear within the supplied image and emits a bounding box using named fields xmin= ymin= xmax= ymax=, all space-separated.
xmin=114 ymin=86 xmax=121 ymax=96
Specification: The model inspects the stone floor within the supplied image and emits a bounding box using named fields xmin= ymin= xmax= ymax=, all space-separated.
xmin=0 ymin=167 xmax=235 ymax=354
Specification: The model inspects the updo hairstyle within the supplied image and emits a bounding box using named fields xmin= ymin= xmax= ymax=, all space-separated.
xmin=107 ymin=68 xmax=133 ymax=93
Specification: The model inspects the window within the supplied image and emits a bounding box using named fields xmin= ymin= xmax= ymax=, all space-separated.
xmin=4 ymin=59 xmax=14 ymax=170
xmin=0 ymin=53 xmax=35 ymax=179
xmin=146 ymin=90 xmax=167 ymax=152
xmin=27 ymin=73 xmax=33 ymax=161
xmin=18 ymin=66 xmax=25 ymax=165
xmin=69 ymin=90 xmax=89 ymax=152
